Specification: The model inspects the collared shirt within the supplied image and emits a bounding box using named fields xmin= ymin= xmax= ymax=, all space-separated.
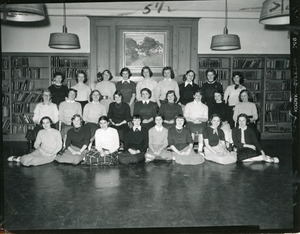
xmin=142 ymin=100 xmax=150 ymax=104
xmin=133 ymin=126 xmax=142 ymax=132
xmin=155 ymin=126 xmax=163 ymax=132
xmin=239 ymin=126 xmax=247 ymax=144
xmin=122 ymin=79 xmax=131 ymax=84
xmin=184 ymin=81 xmax=193 ymax=87
xmin=66 ymin=99 xmax=75 ymax=103
xmin=184 ymin=100 xmax=208 ymax=121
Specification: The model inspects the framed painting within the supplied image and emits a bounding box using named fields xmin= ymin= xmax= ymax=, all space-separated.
xmin=121 ymin=31 xmax=168 ymax=74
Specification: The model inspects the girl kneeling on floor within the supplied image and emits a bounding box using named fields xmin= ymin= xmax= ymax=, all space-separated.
xmin=168 ymin=114 xmax=205 ymax=165
xmin=203 ymin=114 xmax=237 ymax=165
xmin=8 ymin=116 xmax=62 ymax=166
xmin=232 ymin=113 xmax=279 ymax=163
xmin=145 ymin=114 xmax=172 ymax=162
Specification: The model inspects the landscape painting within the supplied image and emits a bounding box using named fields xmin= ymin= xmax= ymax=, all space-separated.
xmin=123 ymin=32 xmax=167 ymax=71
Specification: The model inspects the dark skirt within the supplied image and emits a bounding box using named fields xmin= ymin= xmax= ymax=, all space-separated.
xmin=118 ymin=151 xmax=145 ymax=164
xmin=236 ymin=147 xmax=260 ymax=162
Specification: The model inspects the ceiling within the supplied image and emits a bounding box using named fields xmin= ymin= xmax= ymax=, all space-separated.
xmin=44 ymin=0 xmax=265 ymax=19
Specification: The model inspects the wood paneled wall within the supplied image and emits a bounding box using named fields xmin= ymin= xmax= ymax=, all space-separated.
xmin=89 ymin=17 xmax=199 ymax=84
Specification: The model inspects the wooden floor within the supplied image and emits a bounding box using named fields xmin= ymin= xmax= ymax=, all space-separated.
xmin=1 ymin=140 xmax=298 ymax=233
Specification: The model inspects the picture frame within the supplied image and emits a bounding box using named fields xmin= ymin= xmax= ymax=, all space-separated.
xmin=120 ymin=30 xmax=169 ymax=74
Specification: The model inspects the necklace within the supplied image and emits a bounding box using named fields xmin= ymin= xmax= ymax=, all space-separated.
xmin=175 ymin=127 xmax=183 ymax=133
xmin=54 ymin=84 xmax=62 ymax=89
xmin=74 ymin=126 xmax=82 ymax=132
xmin=115 ymin=102 xmax=122 ymax=108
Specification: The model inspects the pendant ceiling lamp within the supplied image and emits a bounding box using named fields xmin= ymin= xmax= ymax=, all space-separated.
xmin=259 ymin=0 xmax=289 ymax=25
xmin=210 ymin=0 xmax=241 ymax=51
xmin=48 ymin=3 xmax=80 ymax=49
xmin=0 ymin=4 xmax=45 ymax=22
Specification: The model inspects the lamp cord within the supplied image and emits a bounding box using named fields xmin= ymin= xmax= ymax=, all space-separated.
xmin=223 ymin=0 xmax=228 ymax=34
xmin=63 ymin=2 xmax=67 ymax=33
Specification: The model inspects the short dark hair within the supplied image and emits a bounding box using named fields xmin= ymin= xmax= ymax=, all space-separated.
xmin=98 ymin=115 xmax=110 ymax=123
xmin=132 ymin=114 xmax=142 ymax=122
xmin=174 ymin=114 xmax=186 ymax=126
xmin=140 ymin=88 xmax=152 ymax=99
xmin=213 ymin=90 xmax=224 ymax=101
xmin=154 ymin=113 xmax=165 ymax=121
xmin=232 ymin=71 xmax=244 ymax=84
xmin=183 ymin=70 xmax=196 ymax=82
xmin=238 ymin=89 xmax=253 ymax=102
xmin=76 ymin=70 xmax=88 ymax=83
xmin=208 ymin=113 xmax=222 ymax=127
xmin=141 ymin=66 xmax=153 ymax=78
xmin=236 ymin=113 xmax=250 ymax=126
xmin=165 ymin=90 xmax=178 ymax=103
xmin=113 ymin=90 xmax=123 ymax=100
xmin=53 ymin=71 xmax=65 ymax=83
xmin=40 ymin=116 xmax=53 ymax=126
xmin=89 ymin=90 xmax=101 ymax=102
xmin=99 ymin=69 xmax=113 ymax=81
xmin=193 ymin=89 xmax=203 ymax=96
xmin=162 ymin=66 xmax=175 ymax=79
xmin=205 ymin=68 xmax=217 ymax=80
xmin=120 ymin=67 xmax=132 ymax=78
xmin=68 ymin=88 xmax=78 ymax=98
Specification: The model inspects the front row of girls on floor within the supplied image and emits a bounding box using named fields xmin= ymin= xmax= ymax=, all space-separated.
xmin=8 ymin=92 xmax=279 ymax=167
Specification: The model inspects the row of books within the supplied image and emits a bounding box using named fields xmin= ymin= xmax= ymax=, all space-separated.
xmin=13 ymin=114 xmax=34 ymax=124
xmin=2 ymin=119 xmax=10 ymax=132
xmin=266 ymin=59 xmax=290 ymax=69
xmin=2 ymin=95 xmax=10 ymax=105
xmin=240 ymin=71 xmax=261 ymax=80
xmin=11 ymin=57 xmax=29 ymax=67
xmin=51 ymin=68 xmax=89 ymax=80
xmin=2 ymin=58 xmax=9 ymax=69
xmin=198 ymin=58 xmax=230 ymax=68
xmin=199 ymin=69 xmax=228 ymax=80
xmin=11 ymin=67 xmax=41 ymax=79
xmin=266 ymin=92 xmax=290 ymax=101
xmin=244 ymin=81 xmax=260 ymax=91
xmin=251 ymin=93 xmax=260 ymax=102
xmin=265 ymin=102 xmax=290 ymax=111
xmin=266 ymin=70 xmax=290 ymax=80
xmin=266 ymin=81 xmax=291 ymax=91
xmin=12 ymin=124 xmax=32 ymax=134
xmin=12 ymin=92 xmax=43 ymax=103
xmin=265 ymin=111 xmax=291 ymax=123
xmin=12 ymin=80 xmax=34 ymax=91
xmin=12 ymin=103 xmax=32 ymax=113
xmin=2 ymin=70 xmax=8 ymax=79
xmin=51 ymin=57 xmax=89 ymax=68
xmin=233 ymin=59 xmax=263 ymax=69
xmin=264 ymin=125 xmax=291 ymax=133
xmin=2 ymin=83 xmax=9 ymax=92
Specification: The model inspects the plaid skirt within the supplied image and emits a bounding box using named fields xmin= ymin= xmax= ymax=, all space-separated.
xmin=82 ymin=148 xmax=118 ymax=166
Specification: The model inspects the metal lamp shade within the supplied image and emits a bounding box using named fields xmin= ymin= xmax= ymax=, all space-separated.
xmin=49 ymin=32 xmax=81 ymax=49
xmin=0 ymin=4 xmax=45 ymax=22
xmin=259 ymin=0 xmax=289 ymax=25
xmin=210 ymin=34 xmax=241 ymax=51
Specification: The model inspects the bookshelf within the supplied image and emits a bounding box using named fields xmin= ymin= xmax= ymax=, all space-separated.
xmin=2 ymin=53 xmax=90 ymax=141
xmin=198 ymin=54 xmax=291 ymax=139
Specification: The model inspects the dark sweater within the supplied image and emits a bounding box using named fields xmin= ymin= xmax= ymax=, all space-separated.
xmin=203 ymin=127 xmax=225 ymax=147
xmin=201 ymin=82 xmax=223 ymax=108
xmin=232 ymin=126 xmax=262 ymax=151
xmin=179 ymin=82 xmax=200 ymax=105
xmin=209 ymin=101 xmax=231 ymax=122
xmin=133 ymin=101 xmax=158 ymax=120
xmin=116 ymin=81 xmax=136 ymax=103
xmin=66 ymin=125 xmax=91 ymax=149
xmin=108 ymin=102 xmax=131 ymax=124
xmin=48 ymin=84 xmax=69 ymax=106
xmin=124 ymin=127 xmax=148 ymax=153
xmin=168 ymin=127 xmax=193 ymax=151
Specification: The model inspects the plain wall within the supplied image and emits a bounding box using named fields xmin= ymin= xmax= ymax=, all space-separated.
xmin=1 ymin=16 xmax=290 ymax=54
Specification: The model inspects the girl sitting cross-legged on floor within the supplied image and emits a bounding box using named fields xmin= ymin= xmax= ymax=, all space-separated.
xmin=203 ymin=114 xmax=237 ymax=165
xmin=168 ymin=114 xmax=205 ymax=165
xmin=232 ymin=113 xmax=279 ymax=164
xmin=145 ymin=114 xmax=172 ymax=162
xmin=8 ymin=116 xmax=62 ymax=166
xmin=55 ymin=114 xmax=90 ymax=165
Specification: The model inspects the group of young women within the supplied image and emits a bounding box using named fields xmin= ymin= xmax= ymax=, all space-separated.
xmin=7 ymin=66 xmax=279 ymax=166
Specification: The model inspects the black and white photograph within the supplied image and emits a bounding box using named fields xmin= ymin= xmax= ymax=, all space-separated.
xmin=1 ymin=0 xmax=299 ymax=233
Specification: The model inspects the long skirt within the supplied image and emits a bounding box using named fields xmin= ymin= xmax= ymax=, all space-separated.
xmin=145 ymin=146 xmax=173 ymax=161
xmin=20 ymin=150 xmax=56 ymax=166
xmin=172 ymin=146 xmax=205 ymax=165
xmin=204 ymin=144 xmax=237 ymax=165
xmin=55 ymin=145 xmax=87 ymax=165
xmin=236 ymin=147 xmax=260 ymax=162
xmin=220 ymin=123 xmax=233 ymax=144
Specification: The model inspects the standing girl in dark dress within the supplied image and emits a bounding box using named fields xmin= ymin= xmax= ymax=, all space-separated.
xmin=133 ymin=88 xmax=158 ymax=130
xmin=107 ymin=91 xmax=131 ymax=145
xmin=48 ymin=71 xmax=69 ymax=107
xmin=232 ymin=113 xmax=279 ymax=163
xmin=201 ymin=68 xmax=223 ymax=111
xmin=178 ymin=70 xmax=200 ymax=109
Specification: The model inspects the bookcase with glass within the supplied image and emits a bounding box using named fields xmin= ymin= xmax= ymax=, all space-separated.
xmin=198 ymin=54 xmax=291 ymax=139
xmin=2 ymin=53 xmax=90 ymax=141
xmin=51 ymin=56 xmax=89 ymax=88
xmin=264 ymin=57 xmax=291 ymax=137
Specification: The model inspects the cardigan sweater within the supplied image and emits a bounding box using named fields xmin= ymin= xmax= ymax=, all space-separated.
xmin=232 ymin=126 xmax=262 ymax=151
